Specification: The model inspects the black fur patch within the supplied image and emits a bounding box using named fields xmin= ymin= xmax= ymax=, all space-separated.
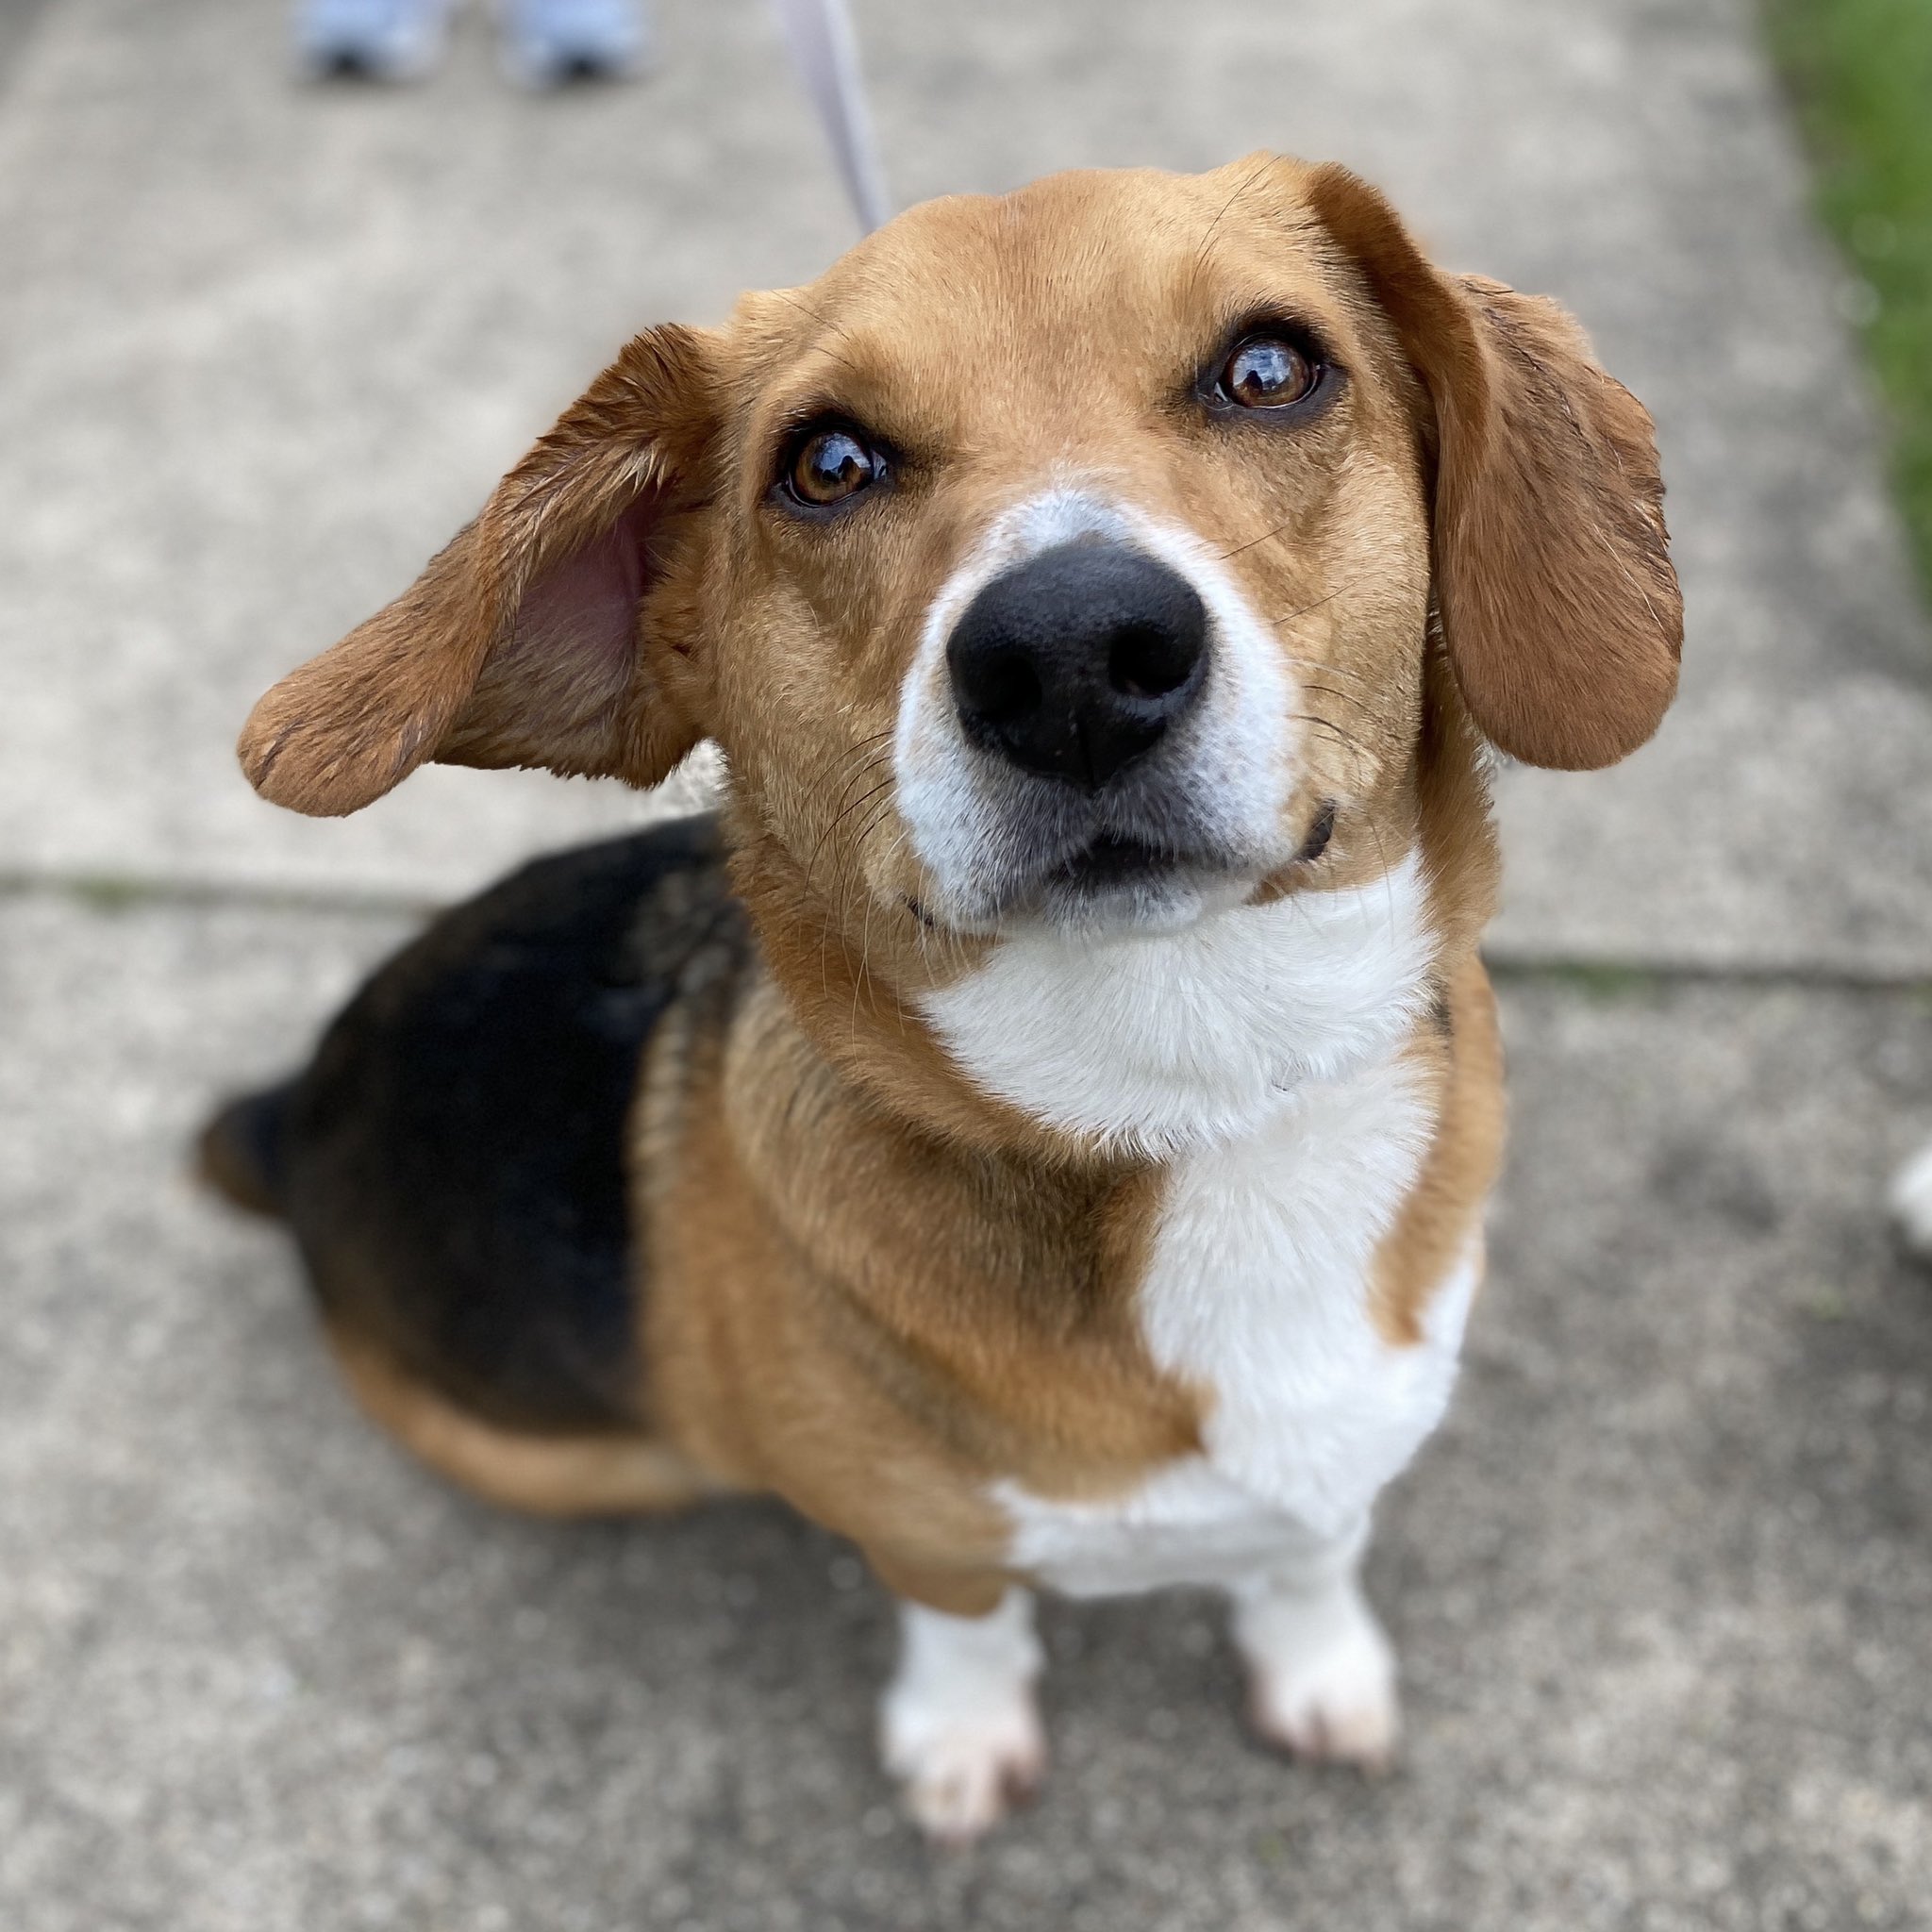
xmin=277 ymin=814 xmax=747 ymax=1433
xmin=200 ymin=1083 xmax=294 ymax=1219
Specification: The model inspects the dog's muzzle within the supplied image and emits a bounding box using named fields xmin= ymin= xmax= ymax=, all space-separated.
xmin=908 ymin=526 xmax=1274 ymax=933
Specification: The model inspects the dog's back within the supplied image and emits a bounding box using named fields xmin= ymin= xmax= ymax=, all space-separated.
xmin=203 ymin=815 xmax=751 ymax=1436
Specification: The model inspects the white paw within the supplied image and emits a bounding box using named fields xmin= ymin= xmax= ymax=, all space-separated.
xmin=880 ymin=1590 xmax=1045 ymax=1845
xmin=1891 ymin=1141 xmax=1932 ymax=1258
xmin=880 ymin=1693 xmax=1047 ymax=1846
xmin=1237 ymin=1585 xmax=1400 ymax=1772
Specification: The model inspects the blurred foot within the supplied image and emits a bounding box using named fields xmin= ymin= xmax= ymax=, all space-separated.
xmin=1235 ymin=1571 xmax=1400 ymax=1773
xmin=1891 ymin=1139 xmax=1932 ymax=1260
xmin=498 ymin=0 xmax=652 ymax=88
xmin=295 ymin=0 xmax=452 ymax=81
xmin=879 ymin=1592 xmax=1045 ymax=1846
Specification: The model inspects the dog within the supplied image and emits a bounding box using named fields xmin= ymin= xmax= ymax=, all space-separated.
xmin=201 ymin=155 xmax=1682 ymax=1843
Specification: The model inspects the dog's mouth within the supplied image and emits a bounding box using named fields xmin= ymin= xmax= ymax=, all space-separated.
xmin=900 ymin=724 xmax=1275 ymax=938
xmin=1051 ymin=831 xmax=1175 ymax=889
xmin=907 ymin=826 xmax=1247 ymax=938
xmin=1023 ymin=824 xmax=1256 ymax=935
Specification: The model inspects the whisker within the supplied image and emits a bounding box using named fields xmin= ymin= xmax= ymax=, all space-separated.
xmin=826 ymin=749 xmax=892 ymax=821
xmin=829 ymin=788 xmax=903 ymax=1013
xmin=1252 ymin=576 xmax=1381 ymax=657
xmin=805 ymin=727 xmax=895 ymax=801
xmin=1290 ymin=710 xmax=1376 ymax=779
xmin=771 ymin=289 xmax=866 ymax=379
xmin=1260 ymin=575 xmax=1370 ymax=623
xmin=1217 ymin=514 xmax=1301 ymax=563
xmin=1188 ymin=154 xmax=1275 ymax=302
xmin=1280 ymin=652 xmax=1376 ymax=691
xmin=857 ymin=814 xmax=914 ymax=1038
xmin=802 ymin=766 xmax=893 ymax=896
xmin=1293 ymin=676 xmax=1375 ymax=717
xmin=799 ymin=733 xmax=895 ymax=858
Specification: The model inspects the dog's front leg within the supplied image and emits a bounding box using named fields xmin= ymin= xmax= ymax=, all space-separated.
xmin=1229 ymin=1518 xmax=1399 ymax=1772
xmin=879 ymin=1587 xmax=1046 ymax=1844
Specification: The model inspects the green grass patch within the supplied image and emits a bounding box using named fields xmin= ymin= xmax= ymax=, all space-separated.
xmin=1765 ymin=0 xmax=1932 ymax=598
xmin=1508 ymin=960 xmax=1662 ymax=1002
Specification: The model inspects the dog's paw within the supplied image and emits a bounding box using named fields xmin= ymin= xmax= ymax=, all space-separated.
xmin=879 ymin=1591 xmax=1045 ymax=1846
xmin=881 ymin=1694 xmax=1047 ymax=1846
xmin=1236 ymin=1584 xmax=1399 ymax=1773
xmin=1892 ymin=1141 xmax=1932 ymax=1259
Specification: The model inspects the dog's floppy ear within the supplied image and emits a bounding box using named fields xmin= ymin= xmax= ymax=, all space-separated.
xmin=1306 ymin=164 xmax=1682 ymax=770
xmin=239 ymin=325 xmax=719 ymax=816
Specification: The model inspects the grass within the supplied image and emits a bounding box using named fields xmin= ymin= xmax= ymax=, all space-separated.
xmin=1765 ymin=0 xmax=1932 ymax=598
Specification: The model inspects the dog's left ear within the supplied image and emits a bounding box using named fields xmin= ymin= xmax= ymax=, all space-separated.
xmin=1306 ymin=164 xmax=1683 ymax=770
xmin=239 ymin=324 xmax=719 ymax=817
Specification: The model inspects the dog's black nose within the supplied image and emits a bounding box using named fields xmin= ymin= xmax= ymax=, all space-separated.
xmin=946 ymin=542 xmax=1209 ymax=791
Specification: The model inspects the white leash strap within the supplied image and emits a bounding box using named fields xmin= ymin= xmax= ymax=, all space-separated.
xmin=769 ymin=0 xmax=891 ymax=235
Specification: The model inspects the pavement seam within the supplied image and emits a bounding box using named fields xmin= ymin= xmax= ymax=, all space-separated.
xmin=0 ymin=867 xmax=440 ymax=921
xmin=6 ymin=865 xmax=1929 ymax=997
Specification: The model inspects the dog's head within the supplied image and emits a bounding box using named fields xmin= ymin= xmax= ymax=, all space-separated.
xmin=242 ymin=158 xmax=1678 ymax=1136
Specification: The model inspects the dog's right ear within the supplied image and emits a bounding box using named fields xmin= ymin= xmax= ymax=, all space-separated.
xmin=239 ymin=325 xmax=719 ymax=817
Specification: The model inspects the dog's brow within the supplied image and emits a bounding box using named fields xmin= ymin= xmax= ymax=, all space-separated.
xmin=1187 ymin=156 xmax=1278 ymax=293
xmin=770 ymin=288 xmax=867 ymax=379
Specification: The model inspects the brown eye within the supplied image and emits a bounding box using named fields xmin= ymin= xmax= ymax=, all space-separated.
xmin=1220 ymin=336 xmax=1319 ymax=409
xmin=785 ymin=425 xmax=883 ymax=507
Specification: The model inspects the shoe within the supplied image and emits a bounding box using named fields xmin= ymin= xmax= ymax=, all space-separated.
xmin=497 ymin=0 xmax=651 ymax=87
xmin=295 ymin=0 xmax=453 ymax=81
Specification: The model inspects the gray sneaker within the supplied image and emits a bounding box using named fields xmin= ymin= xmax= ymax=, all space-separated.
xmin=295 ymin=0 xmax=453 ymax=81
xmin=498 ymin=0 xmax=652 ymax=88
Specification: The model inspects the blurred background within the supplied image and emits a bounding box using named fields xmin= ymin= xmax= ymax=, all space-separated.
xmin=1 ymin=1 xmax=1928 ymax=1926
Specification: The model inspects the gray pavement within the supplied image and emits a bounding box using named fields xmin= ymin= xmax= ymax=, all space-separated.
xmin=5 ymin=898 xmax=1930 ymax=1931
xmin=0 ymin=2 xmax=54 ymax=87
xmin=2 ymin=0 xmax=1930 ymax=1926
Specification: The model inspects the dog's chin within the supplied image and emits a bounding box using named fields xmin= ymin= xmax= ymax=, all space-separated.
xmin=1016 ymin=837 xmax=1258 ymax=939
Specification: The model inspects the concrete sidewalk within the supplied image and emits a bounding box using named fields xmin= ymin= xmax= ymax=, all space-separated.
xmin=2 ymin=1 xmax=1929 ymax=1927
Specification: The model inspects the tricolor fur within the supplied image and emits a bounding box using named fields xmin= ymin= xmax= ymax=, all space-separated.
xmin=204 ymin=156 xmax=1681 ymax=1843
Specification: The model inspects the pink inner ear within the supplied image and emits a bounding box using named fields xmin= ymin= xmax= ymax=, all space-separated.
xmin=508 ymin=489 xmax=658 ymax=691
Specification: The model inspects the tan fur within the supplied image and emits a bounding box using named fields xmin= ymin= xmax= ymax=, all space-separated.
xmin=640 ymin=972 xmax=1199 ymax=1608
xmin=1369 ymin=960 xmax=1505 ymax=1347
xmin=234 ymin=158 xmax=1677 ymax=1606
xmin=327 ymin=1328 xmax=723 ymax=1518
xmin=239 ymin=327 xmax=718 ymax=816
xmin=1368 ymin=652 xmax=1507 ymax=1345
xmin=1305 ymin=165 xmax=1682 ymax=770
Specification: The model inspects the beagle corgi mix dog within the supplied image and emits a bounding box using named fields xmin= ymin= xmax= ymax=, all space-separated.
xmin=203 ymin=156 xmax=1681 ymax=1843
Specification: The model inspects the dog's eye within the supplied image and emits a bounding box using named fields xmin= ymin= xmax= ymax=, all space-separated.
xmin=784 ymin=425 xmax=884 ymax=508
xmin=1219 ymin=336 xmax=1319 ymax=409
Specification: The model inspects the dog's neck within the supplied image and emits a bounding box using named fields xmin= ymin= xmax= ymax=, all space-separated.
xmin=725 ymin=689 xmax=1495 ymax=1169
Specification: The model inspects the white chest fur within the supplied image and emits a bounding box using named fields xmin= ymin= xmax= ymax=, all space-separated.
xmin=918 ymin=854 xmax=1436 ymax=1159
xmin=996 ymin=1054 xmax=1476 ymax=1596
xmin=998 ymin=1060 xmax=1476 ymax=1595
xmin=920 ymin=858 xmax=1476 ymax=1596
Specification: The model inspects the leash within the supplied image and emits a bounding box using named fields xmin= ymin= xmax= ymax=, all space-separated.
xmin=769 ymin=0 xmax=891 ymax=234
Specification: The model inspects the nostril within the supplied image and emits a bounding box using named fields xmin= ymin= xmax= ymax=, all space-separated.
xmin=962 ymin=646 xmax=1043 ymax=725
xmin=1108 ymin=622 xmax=1201 ymax=704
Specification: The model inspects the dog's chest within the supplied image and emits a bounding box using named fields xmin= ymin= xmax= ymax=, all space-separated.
xmin=995 ymin=1052 xmax=1477 ymax=1594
